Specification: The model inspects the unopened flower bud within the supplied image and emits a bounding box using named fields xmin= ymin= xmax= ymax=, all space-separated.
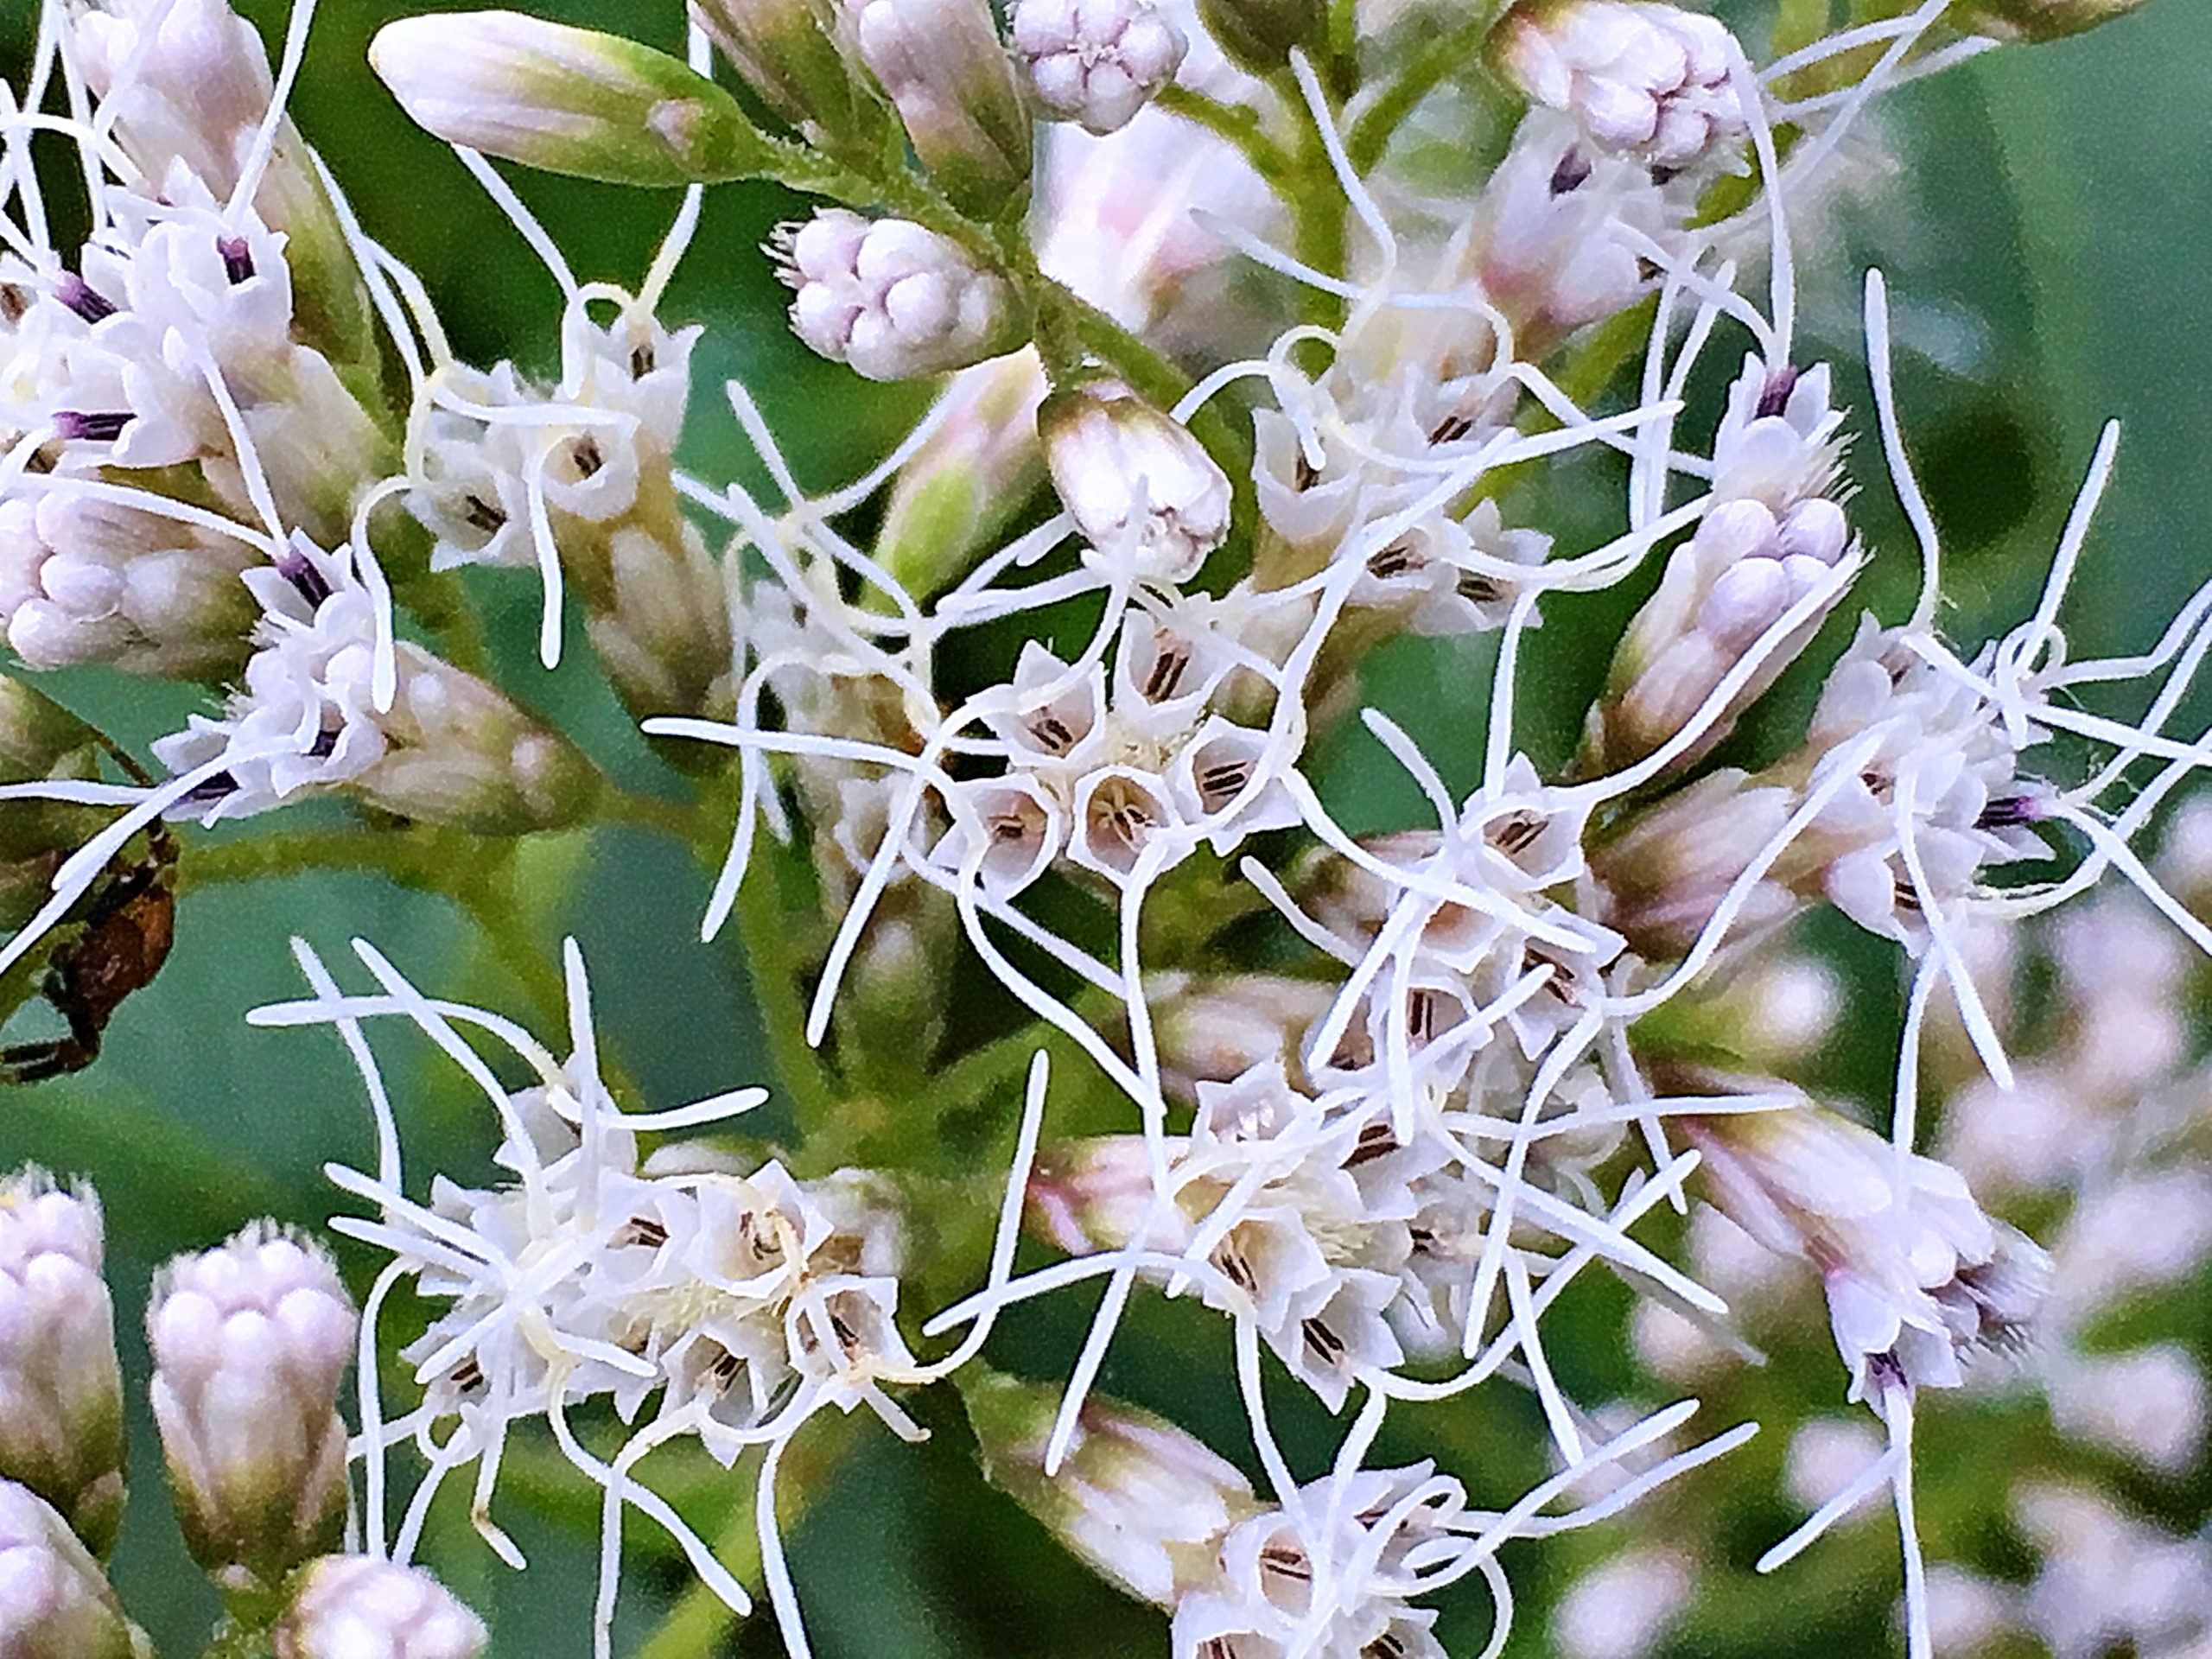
xmin=1152 ymin=973 xmax=1336 ymax=1099
xmin=876 ymin=354 xmax=1050 ymax=594
xmin=1592 ymin=768 xmax=1802 ymax=958
xmin=1193 ymin=0 xmax=1323 ymax=73
xmin=0 ymin=1481 xmax=147 ymax=1659
xmin=1039 ymin=382 xmax=1230 ymax=585
xmin=963 ymin=1372 xmax=1254 ymax=1605
xmin=147 ymin=1224 xmax=356 ymax=1587
xmin=1957 ymin=0 xmax=2150 ymax=41
xmin=855 ymin=0 xmax=1033 ymax=214
xmin=0 ymin=1172 xmax=125 ymax=1560
xmin=1591 ymin=496 xmax=1856 ymax=775
xmin=0 ymin=496 xmax=260 ymax=682
xmin=1027 ymin=1136 xmax=1173 ymax=1255
xmin=274 ymin=1556 xmax=488 ymax=1659
xmin=779 ymin=210 xmax=1026 ymax=381
xmin=1011 ymin=0 xmax=1187 ymax=136
xmin=1491 ymin=0 xmax=1745 ymax=170
xmin=690 ymin=0 xmax=878 ymax=138
xmin=371 ymin=10 xmax=775 ymax=185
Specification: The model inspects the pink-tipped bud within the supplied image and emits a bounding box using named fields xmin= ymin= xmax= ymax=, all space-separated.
xmin=1491 ymin=0 xmax=1745 ymax=170
xmin=0 ymin=1171 xmax=125 ymax=1559
xmin=855 ymin=0 xmax=1033 ymax=214
xmin=779 ymin=209 xmax=1025 ymax=381
xmin=1010 ymin=0 xmax=1186 ymax=135
xmin=963 ymin=1372 xmax=1255 ymax=1605
xmin=1039 ymin=382 xmax=1230 ymax=585
xmin=371 ymin=10 xmax=773 ymax=185
xmin=147 ymin=1224 xmax=357 ymax=1587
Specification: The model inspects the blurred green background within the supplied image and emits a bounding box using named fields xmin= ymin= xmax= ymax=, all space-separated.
xmin=3 ymin=0 xmax=2211 ymax=1654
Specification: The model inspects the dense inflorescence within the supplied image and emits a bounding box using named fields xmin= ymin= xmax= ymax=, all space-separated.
xmin=0 ymin=0 xmax=2198 ymax=1656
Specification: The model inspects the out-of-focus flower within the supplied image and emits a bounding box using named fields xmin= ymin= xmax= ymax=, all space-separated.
xmin=0 ymin=1480 xmax=147 ymax=1659
xmin=274 ymin=1556 xmax=488 ymax=1659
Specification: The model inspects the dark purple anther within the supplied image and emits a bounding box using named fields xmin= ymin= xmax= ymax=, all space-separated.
xmin=54 ymin=273 xmax=116 ymax=324
xmin=176 ymin=770 xmax=239 ymax=805
xmin=308 ymin=726 xmax=340 ymax=759
xmin=1976 ymin=795 xmax=2041 ymax=830
xmin=276 ymin=550 xmax=334 ymax=609
xmin=54 ymin=410 xmax=131 ymax=442
xmin=1756 ymin=365 xmax=1802 ymax=420
xmin=1548 ymin=148 xmax=1592 ymax=197
xmin=217 ymin=236 xmax=255 ymax=285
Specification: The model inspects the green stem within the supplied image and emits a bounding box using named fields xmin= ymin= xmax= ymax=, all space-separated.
xmin=1344 ymin=0 xmax=1513 ymax=174
xmin=1155 ymin=86 xmax=1297 ymax=188
xmin=731 ymin=843 xmax=842 ymax=1130
xmin=178 ymin=823 xmax=480 ymax=898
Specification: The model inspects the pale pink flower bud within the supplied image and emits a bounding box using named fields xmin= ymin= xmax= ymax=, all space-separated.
xmin=965 ymin=1374 xmax=1255 ymax=1606
xmin=1039 ymin=382 xmax=1230 ymax=584
xmin=855 ymin=0 xmax=1033 ymax=213
xmin=779 ymin=209 xmax=1025 ymax=381
xmin=1592 ymin=768 xmax=1801 ymax=958
xmin=72 ymin=0 xmax=275 ymax=193
xmin=1011 ymin=0 xmax=1187 ymax=135
xmin=147 ymin=1224 xmax=356 ymax=1586
xmin=275 ymin=1556 xmax=488 ymax=1659
xmin=0 ymin=1171 xmax=125 ymax=1559
xmin=0 ymin=1480 xmax=147 ymax=1659
xmin=1594 ymin=492 xmax=1856 ymax=775
xmin=371 ymin=10 xmax=772 ymax=185
xmin=1491 ymin=0 xmax=1745 ymax=169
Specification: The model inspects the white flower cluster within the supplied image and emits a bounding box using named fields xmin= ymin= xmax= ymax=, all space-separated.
xmin=0 ymin=0 xmax=2194 ymax=1655
xmin=251 ymin=938 xmax=1033 ymax=1659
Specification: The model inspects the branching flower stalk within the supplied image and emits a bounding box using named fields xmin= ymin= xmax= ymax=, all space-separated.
xmin=0 ymin=0 xmax=2194 ymax=1656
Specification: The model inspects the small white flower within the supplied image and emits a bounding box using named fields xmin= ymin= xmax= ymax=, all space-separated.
xmin=1682 ymin=1104 xmax=2050 ymax=1401
xmin=1170 ymin=1464 xmax=1465 ymax=1659
xmin=150 ymin=537 xmax=593 ymax=832
xmin=1471 ymin=111 xmax=1675 ymax=350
